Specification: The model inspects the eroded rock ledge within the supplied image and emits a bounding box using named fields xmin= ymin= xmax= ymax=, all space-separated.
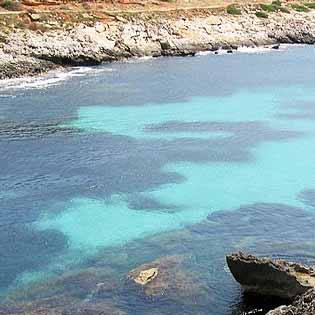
xmin=227 ymin=252 xmax=315 ymax=299
xmin=227 ymin=252 xmax=315 ymax=315
xmin=1 ymin=6 xmax=315 ymax=79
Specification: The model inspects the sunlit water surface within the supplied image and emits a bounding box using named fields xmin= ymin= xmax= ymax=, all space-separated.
xmin=1 ymin=46 xmax=315 ymax=314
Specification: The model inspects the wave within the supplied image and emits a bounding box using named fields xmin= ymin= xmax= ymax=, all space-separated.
xmin=196 ymin=44 xmax=305 ymax=56
xmin=196 ymin=46 xmax=272 ymax=56
xmin=237 ymin=44 xmax=306 ymax=54
xmin=0 ymin=66 xmax=114 ymax=92
xmin=236 ymin=46 xmax=274 ymax=54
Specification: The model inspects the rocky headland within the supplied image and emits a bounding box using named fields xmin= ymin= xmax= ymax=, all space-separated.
xmin=1 ymin=3 xmax=315 ymax=79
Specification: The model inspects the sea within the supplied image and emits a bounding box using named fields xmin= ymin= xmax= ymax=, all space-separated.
xmin=1 ymin=45 xmax=315 ymax=315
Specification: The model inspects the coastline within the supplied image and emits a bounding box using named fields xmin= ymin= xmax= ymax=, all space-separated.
xmin=1 ymin=4 xmax=315 ymax=80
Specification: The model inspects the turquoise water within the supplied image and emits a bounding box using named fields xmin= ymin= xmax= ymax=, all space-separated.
xmin=37 ymin=87 xmax=315 ymax=255
xmin=1 ymin=47 xmax=315 ymax=314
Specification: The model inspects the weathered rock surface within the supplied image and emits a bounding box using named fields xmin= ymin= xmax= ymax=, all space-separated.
xmin=267 ymin=288 xmax=315 ymax=315
xmin=0 ymin=52 xmax=58 ymax=80
xmin=132 ymin=267 xmax=159 ymax=285
xmin=226 ymin=252 xmax=315 ymax=299
xmin=2 ymin=7 xmax=315 ymax=79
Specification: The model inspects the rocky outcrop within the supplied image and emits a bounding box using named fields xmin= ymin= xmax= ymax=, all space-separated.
xmin=226 ymin=252 xmax=315 ymax=299
xmin=2 ymin=6 xmax=315 ymax=79
xmin=267 ymin=288 xmax=315 ymax=315
xmin=0 ymin=52 xmax=58 ymax=80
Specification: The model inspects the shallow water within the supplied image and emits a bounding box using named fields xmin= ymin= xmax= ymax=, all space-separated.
xmin=1 ymin=46 xmax=315 ymax=314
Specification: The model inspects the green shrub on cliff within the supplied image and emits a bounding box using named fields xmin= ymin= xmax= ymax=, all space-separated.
xmin=272 ymin=0 xmax=282 ymax=6
xmin=259 ymin=1 xmax=290 ymax=13
xmin=260 ymin=3 xmax=278 ymax=11
xmin=0 ymin=0 xmax=20 ymax=10
xmin=255 ymin=10 xmax=269 ymax=18
xmin=291 ymin=3 xmax=310 ymax=11
xmin=278 ymin=6 xmax=290 ymax=12
xmin=226 ymin=4 xmax=242 ymax=15
xmin=304 ymin=2 xmax=315 ymax=8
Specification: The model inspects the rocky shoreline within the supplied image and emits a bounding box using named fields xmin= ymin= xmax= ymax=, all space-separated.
xmin=1 ymin=5 xmax=315 ymax=79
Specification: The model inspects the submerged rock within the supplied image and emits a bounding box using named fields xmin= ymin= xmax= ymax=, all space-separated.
xmin=6 ymin=268 xmax=117 ymax=303
xmin=132 ymin=267 xmax=159 ymax=285
xmin=0 ymin=298 xmax=125 ymax=315
xmin=128 ymin=256 xmax=202 ymax=299
xmin=267 ymin=288 xmax=315 ymax=315
xmin=226 ymin=252 xmax=315 ymax=299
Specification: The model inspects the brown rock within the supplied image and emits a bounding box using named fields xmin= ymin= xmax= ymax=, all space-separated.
xmin=133 ymin=267 xmax=159 ymax=285
xmin=128 ymin=256 xmax=201 ymax=298
xmin=226 ymin=252 xmax=315 ymax=299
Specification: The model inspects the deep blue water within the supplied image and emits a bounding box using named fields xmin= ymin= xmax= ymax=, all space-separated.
xmin=1 ymin=46 xmax=315 ymax=314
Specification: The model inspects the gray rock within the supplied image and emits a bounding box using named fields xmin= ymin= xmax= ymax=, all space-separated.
xmin=0 ymin=52 xmax=58 ymax=80
xmin=28 ymin=13 xmax=41 ymax=22
xmin=226 ymin=252 xmax=315 ymax=299
xmin=267 ymin=289 xmax=315 ymax=315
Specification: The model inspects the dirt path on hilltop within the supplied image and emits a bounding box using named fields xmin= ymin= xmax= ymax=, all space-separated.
xmin=0 ymin=0 xmax=270 ymax=16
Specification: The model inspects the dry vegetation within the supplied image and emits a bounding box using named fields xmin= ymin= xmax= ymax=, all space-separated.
xmin=0 ymin=0 xmax=314 ymax=32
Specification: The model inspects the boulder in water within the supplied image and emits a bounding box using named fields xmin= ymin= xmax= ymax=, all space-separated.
xmin=132 ymin=267 xmax=159 ymax=285
xmin=128 ymin=256 xmax=202 ymax=299
xmin=226 ymin=252 xmax=315 ymax=299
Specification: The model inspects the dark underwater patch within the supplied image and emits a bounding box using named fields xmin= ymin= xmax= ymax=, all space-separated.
xmin=0 ymin=120 xmax=77 ymax=142
xmin=0 ymin=225 xmax=67 ymax=293
xmin=127 ymin=194 xmax=180 ymax=212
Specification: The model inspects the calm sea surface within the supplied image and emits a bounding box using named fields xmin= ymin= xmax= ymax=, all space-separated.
xmin=1 ymin=46 xmax=315 ymax=314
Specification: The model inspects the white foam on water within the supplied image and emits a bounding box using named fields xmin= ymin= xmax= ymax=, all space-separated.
xmin=0 ymin=66 xmax=114 ymax=92
xmin=196 ymin=47 xmax=272 ymax=56
xmin=196 ymin=44 xmax=306 ymax=56
xmin=196 ymin=51 xmax=213 ymax=56
xmin=236 ymin=46 xmax=273 ymax=54
xmin=237 ymin=44 xmax=307 ymax=54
